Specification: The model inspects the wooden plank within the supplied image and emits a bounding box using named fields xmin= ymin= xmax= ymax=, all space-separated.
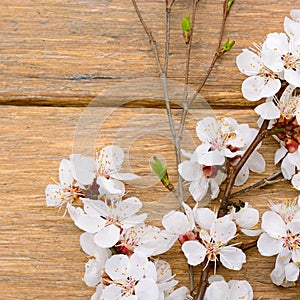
xmin=0 ymin=0 xmax=297 ymax=107
xmin=0 ymin=106 xmax=299 ymax=299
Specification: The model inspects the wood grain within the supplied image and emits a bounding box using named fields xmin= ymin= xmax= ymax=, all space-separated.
xmin=1 ymin=106 xmax=299 ymax=299
xmin=0 ymin=0 xmax=298 ymax=107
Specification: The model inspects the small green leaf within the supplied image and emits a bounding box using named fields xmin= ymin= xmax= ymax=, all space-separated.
xmin=227 ymin=0 xmax=234 ymax=10
xmin=181 ymin=14 xmax=192 ymax=32
xmin=150 ymin=157 xmax=167 ymax=180
xmin=221 ymin=38 xmax=235 ymax=52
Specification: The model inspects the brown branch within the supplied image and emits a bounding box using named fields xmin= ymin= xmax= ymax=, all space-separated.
xmin=230 ymin=170 xmax=286 ymax=198
xmin=193 ymin=261 xmax=211 ymax=300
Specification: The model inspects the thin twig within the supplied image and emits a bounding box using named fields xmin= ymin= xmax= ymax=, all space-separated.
xmin=181 ymin=0 xmax=199 ymax=113
xmin=131 ymin=0 xmax=163 ymax=74
xmin=131 ymin=0 xmax=184 ymax=205
xmin=178 ymin=0 xmax=231 ymax=138
xmin=188 ymin=264 xmax=194 ymax=292
xmin=231 ymin=170 xmax=286 ymax=198
xmin=164 ymin=6 xmax=171 ymax=75
xmin=193 ymin=262 xmax=210 ymax=300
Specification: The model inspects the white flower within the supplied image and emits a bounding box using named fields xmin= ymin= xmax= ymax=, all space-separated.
xmin=262 ymin=32 xmax=300 ymax=87
xmin=45 ymin=159 xmax=83 ymax=211
xmin=178 ymin=157 xmax=225 ymax=202
xmin=117 ymin=224 xmax=173 ymax=257
xmin=257 ymin=211 xmax=300 ymax=265
xmin=67 ymin=197 xmax=147 ymax=248
xmin=182 ymin=216 xmax=246 ymax=270
xmin=165 ymin=286 xmax=189 ymax=300
xmin=80 ymin=232 xmax=111 ymax=287
xmin=269 ymin=198 xmax=300 ymax=223
xmin=270 ymin=254 xmax=300 ymax=287
xmin=236 ymin=48 xmax=281 ymax=101
xmin=204 ymin=276 xmax=253 ymax=300
xmin=196 ymin=117 xmax=249 ymax=165
xmin=100 ymin=253 xmax=159 ymax=300
xmin=71 ymin=145 xmax=139 ymax=195
xmin=255 ymin=85 xmax=300 ymax=122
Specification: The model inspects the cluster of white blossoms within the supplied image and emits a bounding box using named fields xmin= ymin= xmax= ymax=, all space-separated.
xmin=45 ymin=9 xmax=300 ymax=300
xmin=179 ymin=116 xmax=265 ymax=202
xmin=258 ymin=198 xmax=300 ymax=287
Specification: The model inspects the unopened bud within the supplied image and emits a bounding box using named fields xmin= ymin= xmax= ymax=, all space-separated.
xmin=182 ymin=14 xmax=192 ymax=44
xmin=285 ymin=137 xmax=299 ymax=153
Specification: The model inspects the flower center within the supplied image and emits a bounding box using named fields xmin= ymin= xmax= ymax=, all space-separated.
xmin=121 ymin=277 xmax=137 ymax=296
xmin=258 ymin=67 xmax=279 ymax=82
xmin=283 ymin=231 xmax=300 ymax=250
xmin=281 ymin=53 xmax=299 ymax=71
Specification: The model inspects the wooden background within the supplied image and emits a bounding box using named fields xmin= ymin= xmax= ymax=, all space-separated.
xmin=1 ymin=0 xmax=300 ymax=299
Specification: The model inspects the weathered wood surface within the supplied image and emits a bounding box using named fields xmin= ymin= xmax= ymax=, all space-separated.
xmin=0 ymin=0 xmax=298 ymax=107
xmin=1 ymin=106 xmax=299 ymax=299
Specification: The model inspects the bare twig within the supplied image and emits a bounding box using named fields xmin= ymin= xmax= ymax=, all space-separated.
xmin=181 ymin=0 xmax=199 ymax=112
xmin=193 ymin=262 xmax=210 ymax=300
xmin=231 ymin=170 xmax=286 ymax=198
xmin=131 ymin=0 xmax=163 ymax=74
xmin=164 ymin=6 xmax=171 ymax=75
xmin=188 ymin=264 xmax=195 ymax=292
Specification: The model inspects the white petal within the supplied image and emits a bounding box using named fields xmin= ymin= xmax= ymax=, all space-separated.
xmin=261 ymin=49 xmax=284 ymax=73
xmin=82 ymin=198 xmax=110 ymax=217
xmin=204 ymin=281 xmax=229 ymax=300
xmin=262 ymin=211 xmax=287 ymax=238
xmin=219 ymin=246 xmax=246 ymax=270
xmin=91 ymin=284 xmax=104 ymax=300
xmin=254 ymin=101 xmax=280 ymax=120
xmin=178 ymin=160 xmax=202 ymax=181
xmin=45 ymin=184 xmax=62 ymax=207
xmin=80 ymin=232 xmax=111 ymax=261
xmin=209 ymin=178 xmax=221 ymax=199
xmin=285 ymin=262 xmax=299 ymax=282
xmin=198 ymin=150 xmax=225 ymax=166
xmin=162 ymin=211 xmax=191 ymax=234
xmin=235 ymin=207 xmax=259 ymax=229
xmin=94 ymin=224 xmax=120 ymax=248
xmin=284 ymin=16 xmax=300 ymax=38
xmin=105 ymin=254 xmax=129 ymax=281
xmin=181 ymin=241 xmax=206 ymax=266
xmin=234 ymin=164 xmax=249 ymax=186
xmin=247 ymin=151 xmax=265 ymax=173
xmin=228 ymin=280 xmax=253 ymax=300
xmin=135 ymin=278 xmax=159 ymax=300
xmin=83 ymin=259 xmax=102 ymax=287
xmin=196 ymin=117 xmax=219 ymax=143
xmin=189 ymin=177 xmax=209 ymax=202
xmin=194 ymin=207 xmax=216 ymax=230
xmin=166 ymin=287 xmax=189 ymax=300
xmin=284 ymin=68 xmax=300 ymax=87
xmin=264 ymin=33 xmax=289 ymax=54
xmin=111 ymin=172 xmax=139 ymax=180
xmin=281 ymin=155 xmax=296 ymax=180
xmin=97 ymin=145 xmax=124 ymax=174
xmin=270 ymin=264 xmax=285 ymax=286
xmin=291 ymin=173 xmax=300 ymax=190
xmin=241 ymin=228 xmax=263 ymax=236
xmin=59 ymin=159 xmax=74 ymax=187
xmin=128 ymin=252 xmax=149 ymax=280
xmin=257 ymin=233 xmax=283 ymax=256
xmin=119 ymin=197 xmax=143 ymax=217
xmin=241 ymin=76 xmax=265 ymax=101
xmin=122 ymin=213 xmax=147 ymax=228
xmin=97 ymin=176 xmax=125 ymax=194
xmin=236 ymin=49 xmax=261 ymax=75
xmin=262 ymin=78 xmax=281 ymax=98
xmin=210 ymin=218 xmax=236 ymax=244
xmin=275 ymin=147 xmax=287 ymax=164
xmin=100 ymin=284 xmax=122 ymax=300
xmin=70 ymin=154 xmax=96 ymax=185
xmin=291 ymin=248 xmax=300 ymax=265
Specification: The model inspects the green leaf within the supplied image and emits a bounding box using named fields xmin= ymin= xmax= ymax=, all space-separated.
xmin=181 ymin=14 xmax=192 ymax=32
xmin=150 ymin=157 xmax=167 ymax=180
xmin=227 ymin=0 xmax=234 ymax=10
xmin=221 ymin=38 xmax=235 ymax=52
